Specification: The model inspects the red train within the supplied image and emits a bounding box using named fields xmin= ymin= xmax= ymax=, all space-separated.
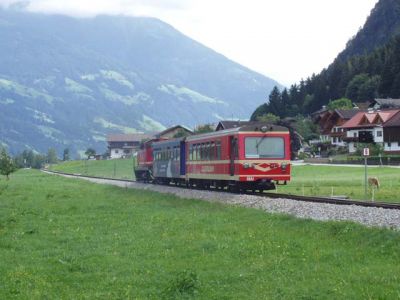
xmin=135 ymin=123 xmax=291 ymax=191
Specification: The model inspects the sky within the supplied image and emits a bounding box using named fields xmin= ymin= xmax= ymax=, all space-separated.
xmin=0 ymin=0 xmax=379 ymax=86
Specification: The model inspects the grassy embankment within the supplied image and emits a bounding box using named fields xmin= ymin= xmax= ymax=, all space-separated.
xmin=278 ymin=164 xmax=400 ymax=202
xmin=50 ymin=158 xmax=135 ymax=180
xmin=1 ymin=169 xmax=399 ymax=298
xmin=52 ymin=160 xmax=400 ymax=202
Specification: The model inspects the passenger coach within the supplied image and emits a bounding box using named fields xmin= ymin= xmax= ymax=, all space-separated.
xmin=185 ymin=123 xmax=291 ymax=191
xmin=135 ymin=123 xmax=291 ymax=192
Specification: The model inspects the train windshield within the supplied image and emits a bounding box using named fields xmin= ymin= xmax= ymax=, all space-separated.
xmin=245 ymin=137 xmax=284 ymax=158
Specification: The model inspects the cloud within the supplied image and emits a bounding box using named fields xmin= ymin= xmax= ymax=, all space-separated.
xmin=0 ymin=0 xmax=188 ymax=16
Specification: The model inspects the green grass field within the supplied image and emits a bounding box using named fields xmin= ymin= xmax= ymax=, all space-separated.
xmin=278 ymin=164 xmax=400 ymax=202
xmin=1 ymin=169 xmax=400 ymax=299
xmin=52 ymin=160 xmax=400 ymax=202
xmin=50 ymin=158 xmax=136 ymax=180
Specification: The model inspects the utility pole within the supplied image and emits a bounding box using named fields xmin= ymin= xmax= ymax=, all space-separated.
xmin=363 ymin=148 xmax=369 ymax=199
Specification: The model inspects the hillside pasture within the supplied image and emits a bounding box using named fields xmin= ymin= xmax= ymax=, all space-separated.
xmin=0 ymin=169 xmax=399 ymax=298
xmin=52 ymin=160 xmax=400 ymax=203
xmin=277 ymin=164 xmax=400 ymax=203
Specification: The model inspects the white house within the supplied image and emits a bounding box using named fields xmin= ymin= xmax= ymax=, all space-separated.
xmin=341 ymin=110 xmax=399 ymax=153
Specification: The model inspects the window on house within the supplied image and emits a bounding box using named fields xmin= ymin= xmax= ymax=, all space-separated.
xmin=377 ymin=131 xmax=382 ymax=137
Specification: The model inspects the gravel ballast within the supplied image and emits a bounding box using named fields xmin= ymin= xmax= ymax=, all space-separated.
xmin=51 ymin=173 xmax=400 ymax=230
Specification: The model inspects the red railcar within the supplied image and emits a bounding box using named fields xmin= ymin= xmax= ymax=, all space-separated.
xmin=134 ymin=138 xmax=162 ymax=181
xmin=135 ymin=123 xmax=291 ymax=191
xmin=185 ymin=123 xmax=291 ymax=191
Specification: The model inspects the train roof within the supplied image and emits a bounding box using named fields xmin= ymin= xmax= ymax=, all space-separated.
xmin=186 ymin=123 xmax=289 ymax=142
xmin=152 ymin=137 xmax=185 ymax=149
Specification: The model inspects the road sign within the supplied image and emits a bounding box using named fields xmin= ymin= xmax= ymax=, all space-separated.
xmin=363 ymin=148 xmax=370 ymax=156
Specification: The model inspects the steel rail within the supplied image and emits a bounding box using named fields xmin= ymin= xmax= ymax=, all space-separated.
xmin=43 ymin=170 xmax=400 ymax=210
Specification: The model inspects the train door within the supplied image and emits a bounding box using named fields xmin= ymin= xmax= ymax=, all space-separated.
xmin=180 ymin=140 xmax=186 ymax=176
xmin=229 ymin=136 xmax=238 ymax=176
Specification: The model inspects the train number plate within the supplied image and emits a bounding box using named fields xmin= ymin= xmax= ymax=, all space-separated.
xmin=246 ymin=176 xmax=254 ymax=181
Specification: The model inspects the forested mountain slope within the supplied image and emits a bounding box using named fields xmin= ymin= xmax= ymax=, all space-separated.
xmin=0 ymin=9 xmax=279 ymax=155
xmin=252 ymin=0 xmax=400 ymax=121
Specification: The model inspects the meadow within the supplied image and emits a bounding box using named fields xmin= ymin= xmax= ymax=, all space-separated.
xmin=51 ymin=159 xmax=400 ymax=202
xmin=278 ymin=164 xmax=400 ymax=202
xmin=50 ymin=158 xmax=136 ymax=180
xmin=0 ymin=169 xmax=400 ymax=299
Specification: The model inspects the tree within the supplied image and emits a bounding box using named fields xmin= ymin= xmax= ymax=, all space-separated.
xmin=173 ymin=129 xmax=192 ymax=138
xmin=256 ymin=113 xmax=280 ymax=124
xmin=85 ymin=148 xmax=96 ymax=159
xmin=268 ymin=86 xmax=283 ymax=117
xmin=0 ymin=148 xmax=16 ymax=180
xmin=327 ymin=98 xmax=353 ymax=110
xmin=194 ymin=124 xmax=214 ymax=134
xmin=47 ymin=148 xmax=58 ymax=164
xmin=63 ymin=148 xmax=70 ymax=161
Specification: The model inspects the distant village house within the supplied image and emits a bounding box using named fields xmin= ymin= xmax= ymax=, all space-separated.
xmin=107 ymin=133 xmax=152 ymax=159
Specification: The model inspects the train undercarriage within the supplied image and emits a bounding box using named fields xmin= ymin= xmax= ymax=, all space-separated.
xmin=134 ymin=167 xmax=279 ymax=192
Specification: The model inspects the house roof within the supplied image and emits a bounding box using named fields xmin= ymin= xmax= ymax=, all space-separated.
xmin=335 ymin=109 xmax=361 ymax=120
xmin=341 ymin=110 xmax=400 ymax=129
xmin=156 ymin=125 xmax=193 ymax=137
xmin=216 ymin=120 xmax=252 ymax=130
xmin=311 ymin=106 xmax=329 ymax=117
xmin=371 ymin=98 xmax=400 ymax=108
xmin=354 ymin=102 xmax=371 ymax=110
xmin=107 ymin=133 xmax=152 ymax=143
xmin=383 ymin=111 xmax=400 ymax=127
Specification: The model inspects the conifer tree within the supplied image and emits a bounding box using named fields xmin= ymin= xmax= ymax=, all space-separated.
xmin=0 ymin=148 xmax=16 ymax=180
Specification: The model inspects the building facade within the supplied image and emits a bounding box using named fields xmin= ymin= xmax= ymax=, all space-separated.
xmin=107 ymin=134 xmax=152 ymax=159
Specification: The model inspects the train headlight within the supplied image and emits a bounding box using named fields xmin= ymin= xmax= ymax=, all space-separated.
xmin=243 ymin=162 xmax=251 ymax=169
xmin=281 ymin=162 xmax=288 ymax=171
xmin=261 ymin=126 xmax=268 ymax=133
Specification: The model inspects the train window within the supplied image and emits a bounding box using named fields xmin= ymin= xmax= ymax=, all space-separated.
xmin=200 ymin=143 xmax=204 ymax=160
xmin=245 ymin=137 xmax=284 ymax=158
xmin=189 ymin=145 xmax=193 ymax=161
xmin=210 ymin=142 xmax=215 ymax=160
xmin=198 ymin=144 xmax=201 ymax=160
xmin=216 ymin=141 xmax=221 ymax=160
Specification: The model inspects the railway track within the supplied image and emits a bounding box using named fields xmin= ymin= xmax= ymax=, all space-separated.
xmin=44 ymin=170 xmax=400 ymax=210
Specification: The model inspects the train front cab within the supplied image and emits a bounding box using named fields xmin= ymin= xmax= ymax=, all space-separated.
xmin=185 ymin=124 xmax=291 ymax=192
xmin=231 ymin=125 xmax=291 ymax=191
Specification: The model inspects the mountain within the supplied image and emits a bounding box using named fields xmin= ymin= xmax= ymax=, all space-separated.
xmin=251 ymin=0 xmax=400 ymax=121
xmin=0 ymin=9 xmax=280 ymax=156
xmin=337 ymin=0 xmax=400 ymax=62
